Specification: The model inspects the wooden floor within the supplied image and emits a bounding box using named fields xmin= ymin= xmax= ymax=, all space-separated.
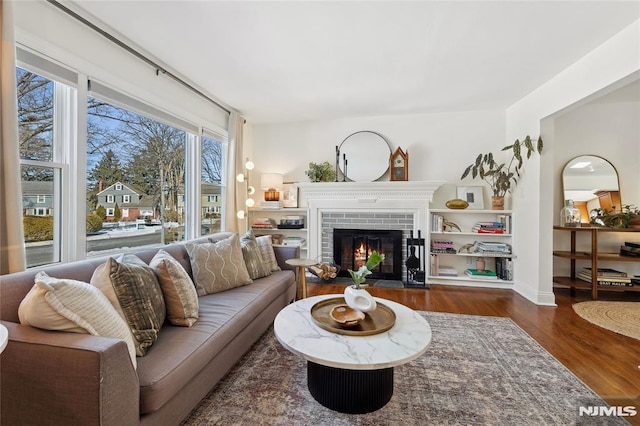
xmin=307 ymin=282 xmax=640 ymax=424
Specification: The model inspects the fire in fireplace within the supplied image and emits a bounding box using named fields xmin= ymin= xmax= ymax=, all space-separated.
xmin=333 ymin=229 xmax=402 ymax=280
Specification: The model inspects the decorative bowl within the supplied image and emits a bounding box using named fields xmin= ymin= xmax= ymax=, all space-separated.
xmin=329 ymin=304 xmax=365 ymax=327
xmin=445 ymin=199 xmax=469 ymax=209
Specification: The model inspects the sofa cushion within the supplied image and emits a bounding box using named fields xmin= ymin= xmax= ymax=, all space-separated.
xmin=149 ymin=249 xmax=199 ymax=327
xmin=18 ymin=271 xmax=137 ymax=368
xmin=135 ymin=269 xmax=294 ymax=414
xmin=240 ymin=230 xmax=272 ymax=279
xmin=186 ymin=233 xmax=252 ymax=296
xmin=91 ymin=255 xmax=166 ymax=356
xmin=256 ymin=235 xmax=281 ymax=272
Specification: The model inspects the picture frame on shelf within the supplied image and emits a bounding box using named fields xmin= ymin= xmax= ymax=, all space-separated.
xmin=282 ymin=183 xmax=299 ymax=208
xmin=457 ymin=186 xmax=484 ymax=210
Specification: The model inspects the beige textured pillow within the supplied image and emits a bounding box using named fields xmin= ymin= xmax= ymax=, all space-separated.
xmin=18 ymin=272 xmax=137 ymax=368
xmin=149 ymin=249 xmax=199 ymax=327
xmin=91 ymin=255 xmax=166 ymax=356
xmin=240 ymin=230 xmax=272 ymax=280
xmin=256 ymin=235 xmax=281 ymax=272
xmin=186 ymin=233 xmax=252 ymax=296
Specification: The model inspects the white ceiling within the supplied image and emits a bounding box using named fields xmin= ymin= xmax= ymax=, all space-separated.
xmin=68 ymin=1 xmax=639 ymax=124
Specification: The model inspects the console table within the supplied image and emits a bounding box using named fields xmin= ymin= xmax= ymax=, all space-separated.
xmin=553 ymin=226 xmax=640 ymax=299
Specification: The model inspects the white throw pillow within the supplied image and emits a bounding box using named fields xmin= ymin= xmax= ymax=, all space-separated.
xmin=18 ymin=271 xmax=137 ymax=368
xmin=256 ymin=235 xmax=281 ymax=272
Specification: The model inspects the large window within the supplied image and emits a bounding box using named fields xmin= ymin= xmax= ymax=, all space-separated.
xmin=201 ymin=135 xmax=224 ymax=235
xmin=16 ymin=51 xmax=229 ymax=268
xmin=86 ymin=97 xmax=187 ymax=255
xmin=17 ymin=68 xmax=65 ymax=267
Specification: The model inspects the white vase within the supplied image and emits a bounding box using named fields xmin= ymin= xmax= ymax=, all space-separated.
xmin=344 ymin=285 xmax=377 ymax=313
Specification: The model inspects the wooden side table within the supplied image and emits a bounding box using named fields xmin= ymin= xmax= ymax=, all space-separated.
xmin=285 ymin=258 xmax=317 ymax=299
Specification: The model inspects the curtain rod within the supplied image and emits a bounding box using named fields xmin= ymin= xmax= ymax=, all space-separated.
xmin=46 ymin=0 xmax=232 ymax=116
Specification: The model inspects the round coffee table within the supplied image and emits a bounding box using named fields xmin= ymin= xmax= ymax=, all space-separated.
xmin=274 ymin=294 xmax=432 ymax=413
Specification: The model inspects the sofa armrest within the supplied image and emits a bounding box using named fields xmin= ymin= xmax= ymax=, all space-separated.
xmin=1 ymin=321 xmax=139 ymax=426
xmin=273 ymin=245 xmax=301 ymax=273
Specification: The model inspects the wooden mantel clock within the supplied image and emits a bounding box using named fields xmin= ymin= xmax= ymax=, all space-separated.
xmin=390 ymin=147 xmax=408 ymax=181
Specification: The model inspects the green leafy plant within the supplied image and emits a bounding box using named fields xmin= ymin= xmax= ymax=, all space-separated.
xmin=347 ymin=251 xmax=385 ymax=289
xmin=460 ymin=136 xmax=543 ymax=197
xmin=305 ymin=161 xmax=336 ymax=182
xmin=590 ymin=204 xmax=640 ymax=228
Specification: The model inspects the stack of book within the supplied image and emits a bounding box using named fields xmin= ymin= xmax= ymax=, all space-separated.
xmin=431 ymin=214 xmax=445 ymax=232
xmin=464 ymin=268 xmax=498 ymax=279
xmin=281 ymin=236 xmax=305 ymax=247
xmin=251 ymin=218 xmax=277 ymax=229
xmin=260 ymin=201 xmax=283 ymax=209
xmin=497 ymin=214 xmax=513 ymax=234
xmin=474 ymin=241 xmax=511 ymax=254
xmin=430 ymin=239 xmax=456 ymax=254
xmin=577 ymin=267 xmax=633 ymax=287
xmin=471 ymin=222 xmax=505 ymax=234
xmin=620 ymin=241 xmax=640 ymax=257
xmin=437 ymin=265 xmax=458 ymax=277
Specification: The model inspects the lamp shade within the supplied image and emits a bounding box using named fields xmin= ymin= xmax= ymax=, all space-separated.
xmin=261 ymin=173 xmax=283 ymax=190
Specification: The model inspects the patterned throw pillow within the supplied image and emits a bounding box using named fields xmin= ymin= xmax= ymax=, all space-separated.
xmin=256 ymin=235 xmax=281 ymax=272
xmin=91 ymin=254 xmax=166 ymax=356
xmin=149 ymin=249 xmax=199 ymax=327
xmin=18 ymin=272 xmax=137 ymax=368
xmin=240 ymin=230 xmax=272 ymax=280
xmin=186 ymin=233 xmax=253 ymax=296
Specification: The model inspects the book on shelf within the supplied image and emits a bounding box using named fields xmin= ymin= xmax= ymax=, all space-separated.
xmin=260 ymin=201 xmax=283 ymax=209
xmin=495 ymin=257 xmax=513 ymax=281
xmin=251 ymin=218 xmax=277 ymax=229
xmin=437 ymin=265 xmax=458 ymax=277
xmin=620 ymin=244 xmax=640 ymax=257
xmin=281 ymin=236 xmax=305 ymax=246
xmin=581 ymin=267 xmax=627 ymax=277
xmin=576 ymin=272 xmax=631 ymax=284
xmin=464 ymin=268 xmax=498 ymax=279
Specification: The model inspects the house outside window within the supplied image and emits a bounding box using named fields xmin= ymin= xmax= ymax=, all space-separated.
xmin=122 ymin=195 xmax=131 ymax=203
xmin=106 ymin=195 xmax=114 ymax=203
xmin=36 ymin=195 xmax=46 ymax=203
xmin=115 ymin=184 xmax=122 ymax=190
xmin=106 ymin=208 xmax=114 ymax=217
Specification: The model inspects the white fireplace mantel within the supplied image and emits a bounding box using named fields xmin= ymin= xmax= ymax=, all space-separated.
xmin=297 ymin=181 xmax=443 ymax=260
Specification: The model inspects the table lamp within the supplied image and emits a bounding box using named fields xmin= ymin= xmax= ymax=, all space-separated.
xmin=261 ymin=173 xmax=283 ymax=201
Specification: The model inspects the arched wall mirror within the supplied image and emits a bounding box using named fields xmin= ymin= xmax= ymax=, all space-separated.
xmin=562 ymin=155 xmax=621 ymax=222
xmin=339 ymin=131 xmax=391 ymax=182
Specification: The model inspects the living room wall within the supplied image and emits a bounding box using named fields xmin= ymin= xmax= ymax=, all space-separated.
xmin=246 ymin=108 xmax=505 ymax=191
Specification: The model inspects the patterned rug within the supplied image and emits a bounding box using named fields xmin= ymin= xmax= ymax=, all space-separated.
xmin=573 ymin=301 xmax=640 ymax=340
xmin=182 ymin=312 xmax=625 ymax=425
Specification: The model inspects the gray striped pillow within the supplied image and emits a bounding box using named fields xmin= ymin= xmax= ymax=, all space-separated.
xmin=91 ymin=255 xmax=166 ymax=356
xmin=240 ymin=230 xmax=272 ymax=280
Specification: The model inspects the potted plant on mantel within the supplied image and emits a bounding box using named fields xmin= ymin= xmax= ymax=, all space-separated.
xmin=460 ymin=135 xmax=543 ymax=210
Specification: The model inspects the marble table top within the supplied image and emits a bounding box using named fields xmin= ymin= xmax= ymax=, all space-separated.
xmin=274 ymin=294 xmax=432 ymax=370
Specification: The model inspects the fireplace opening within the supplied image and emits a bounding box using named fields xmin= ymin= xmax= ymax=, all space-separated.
xmin=333 ymin=229 xmax=403 ymax=280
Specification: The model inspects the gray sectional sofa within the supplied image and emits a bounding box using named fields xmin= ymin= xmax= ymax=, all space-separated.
xmin=0 ymin=232 xmax=298 ymax=425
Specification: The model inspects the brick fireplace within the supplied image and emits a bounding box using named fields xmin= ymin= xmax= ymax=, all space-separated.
xmin=297 ymin=181 xmax=442 ymax=279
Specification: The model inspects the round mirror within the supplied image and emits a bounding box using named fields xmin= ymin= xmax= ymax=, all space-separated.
xmin=562 ymin=155 xmax=620 ymax=222
xmin=339 ymin=131 xmax=391 ymax=182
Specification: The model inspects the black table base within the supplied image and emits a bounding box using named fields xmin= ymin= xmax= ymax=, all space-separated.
xmin=307 ymin=361 xmax=394 ymax=414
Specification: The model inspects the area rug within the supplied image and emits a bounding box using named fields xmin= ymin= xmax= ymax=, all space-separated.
xmin=573 ymin=301 xmax=640 ymax=340
xmin=182 ymin=312 xmax=625 ymax=425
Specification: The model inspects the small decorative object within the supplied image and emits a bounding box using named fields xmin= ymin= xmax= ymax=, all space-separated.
xmin=457 ymin=186 xmax=485 ymax=210
xmin=390 ymin=147 xmax=409 ymax=181
xmin=261 ymin=173 xmax=283 ymax=201
xmin=344 ymin=251 xmax=385 ymax=313
xmin=560 ymin=199 xmax=581 ymax=227
xmin=445 ymin=199 xmax=469 ymax=209
xmin=308 ymin=262 xmax=341 ymax=281
xmin=476 ymin=257 xmax=486 ymax=272
xmin=443 ymin=219 xmax=461 ymax=232
xmin=329 ymin=304 xmax=365 ymax=327
xmin=281 ymin=183 xmax=299 ymax=208
xmin=590 ymin=204 xmax=640 ymax=228
xmin=460 ymin=135 xmax=543 ymax=210
xmin=305 ymin=161 xmax=336 ymax=182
